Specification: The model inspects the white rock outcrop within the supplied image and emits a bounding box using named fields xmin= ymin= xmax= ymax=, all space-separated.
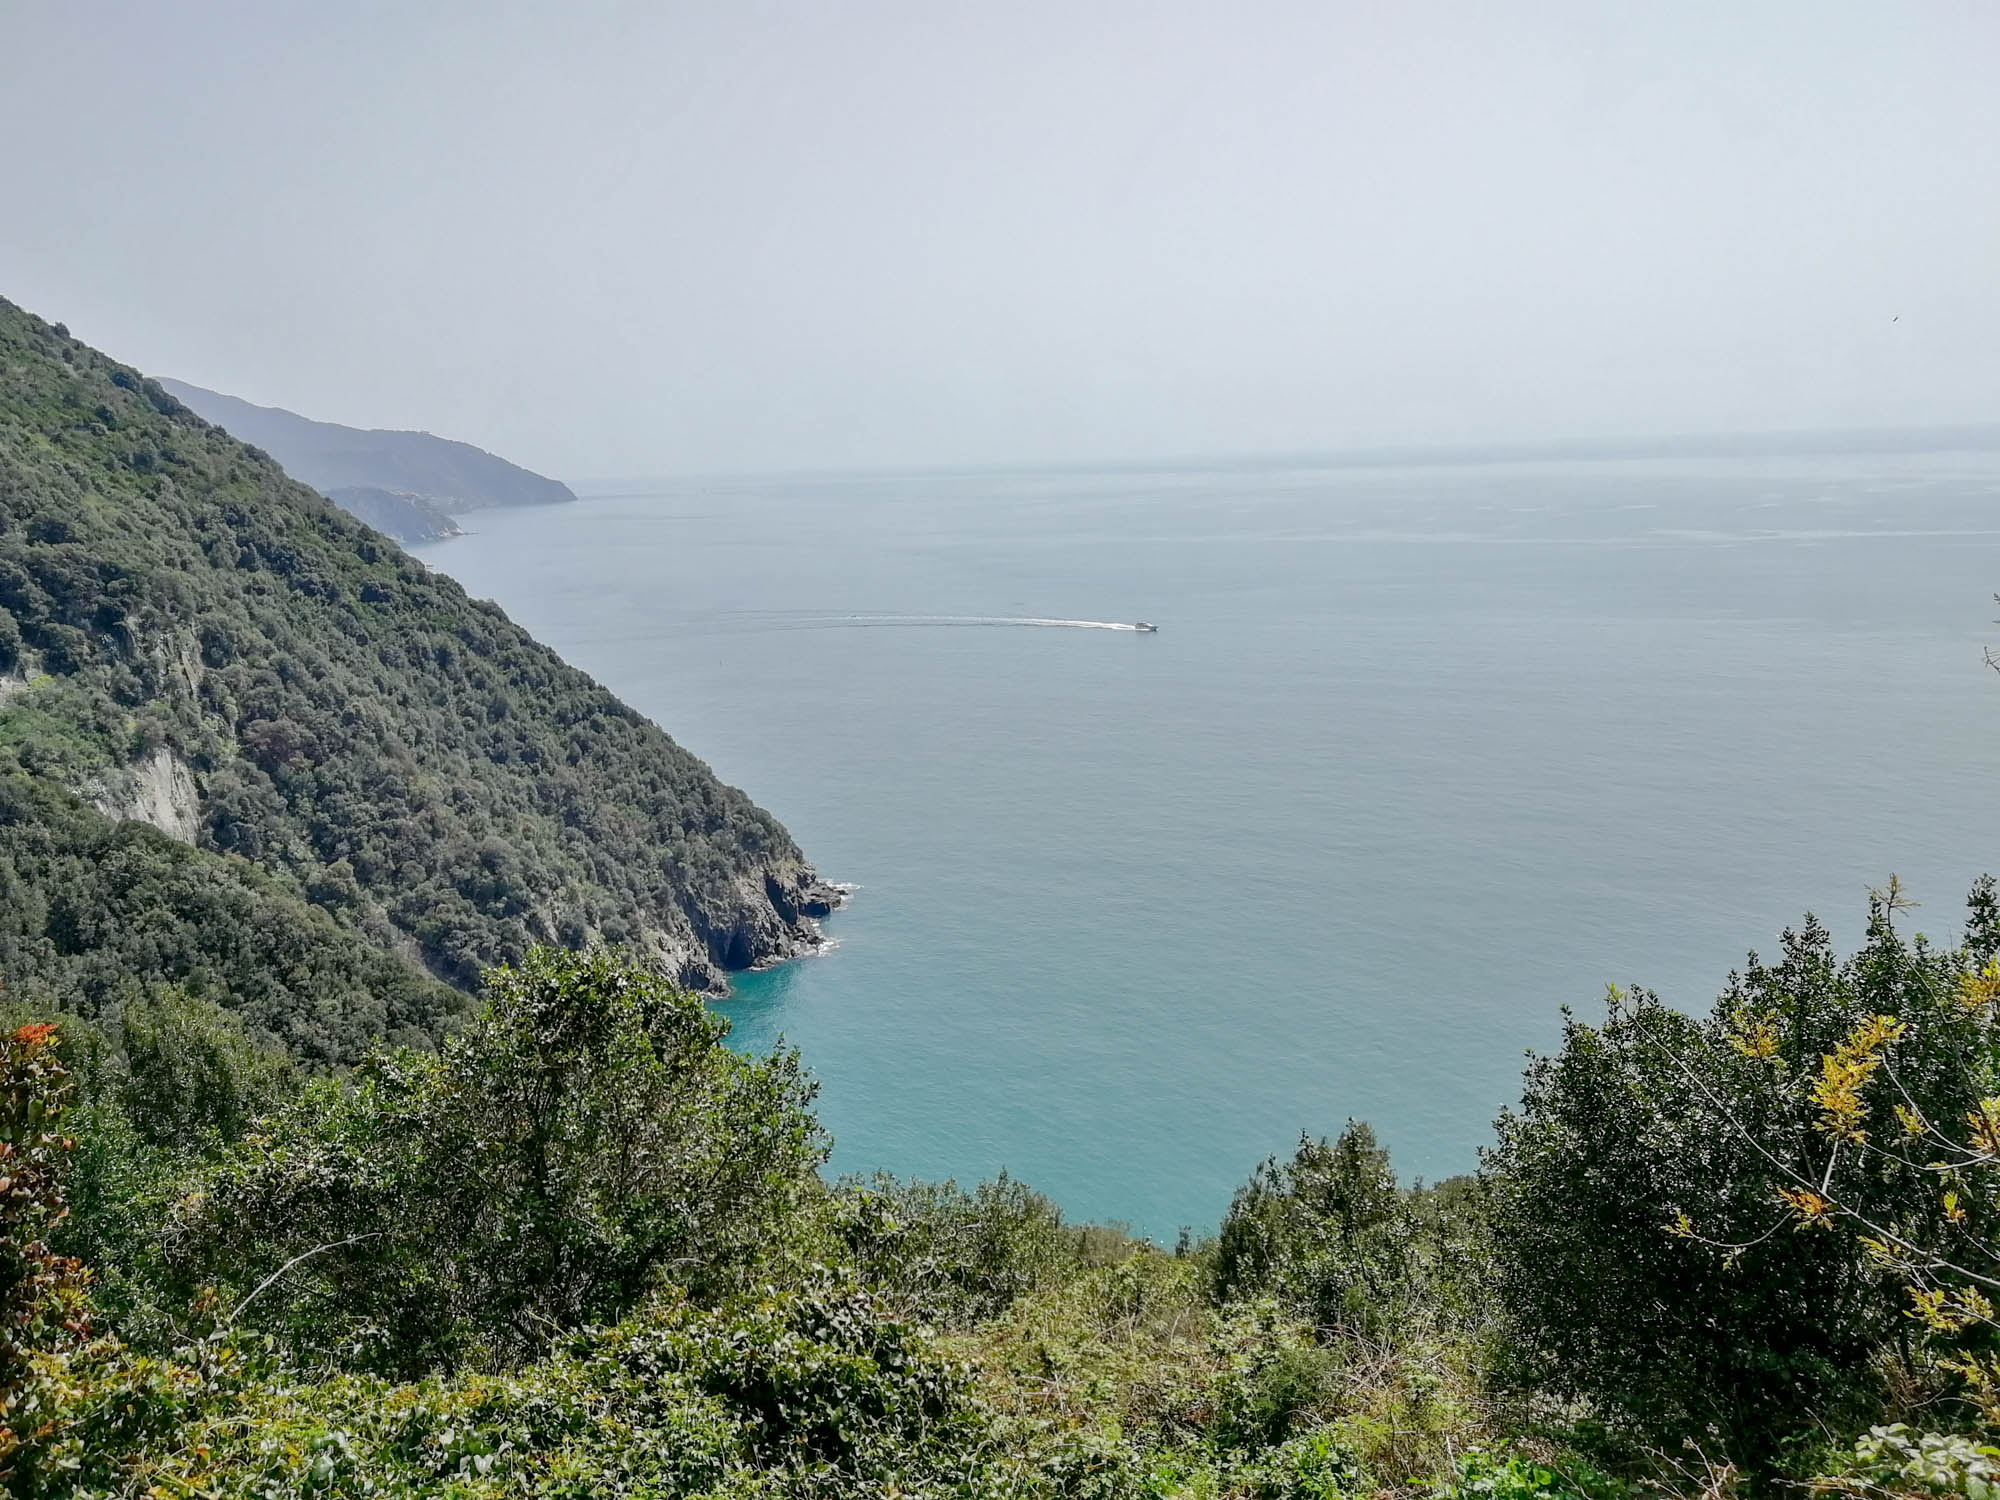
xmin=92 ymin=746 xmax=201 ymax=844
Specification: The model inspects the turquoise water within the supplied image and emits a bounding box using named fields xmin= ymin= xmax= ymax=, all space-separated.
xmin=415 ymin=450 xmax=2000 ymax=1240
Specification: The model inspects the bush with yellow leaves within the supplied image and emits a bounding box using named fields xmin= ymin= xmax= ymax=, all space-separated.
xmin=1488 ymin=877 xmax=2000 ymax=1477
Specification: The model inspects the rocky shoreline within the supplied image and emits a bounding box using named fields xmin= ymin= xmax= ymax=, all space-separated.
xmin=655 ymin=856 xmax=847 ymax=993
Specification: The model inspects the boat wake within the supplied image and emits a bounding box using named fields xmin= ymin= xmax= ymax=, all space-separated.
xmin=813 ymin=615 xmax=1149 ymax=631
xmin=681 ymin=610 xmax=1159 ymax=639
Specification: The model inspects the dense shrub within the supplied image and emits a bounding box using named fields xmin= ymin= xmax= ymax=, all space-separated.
xmin=1216 ymin=1123 xmax=1414 ymax=1339
xmin=1487 ymin=882 xmax=2000 ymax=1473
xmin=1815 ymin=1424 xmax=2000 ymax=1500
xmin=1429 ymin=1450 xmax=1624 ymax=1500
xmin=0 ymin=1022 xmax=90 ymax=1484
xmin=164 ymin=947 xmax=828 ymax=1372
xmin=115 ymin=989 xmax=290 ymax=1148
xmin=837 ymin=1170 xmax=1134 ymax=1326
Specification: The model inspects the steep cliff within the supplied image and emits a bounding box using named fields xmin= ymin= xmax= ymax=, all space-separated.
xmin=0 ymin=297 xmax=838 ymax=997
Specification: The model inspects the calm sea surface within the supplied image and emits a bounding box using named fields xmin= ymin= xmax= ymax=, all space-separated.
xmin=414 ymin=450 xmax=2000 ymax=1239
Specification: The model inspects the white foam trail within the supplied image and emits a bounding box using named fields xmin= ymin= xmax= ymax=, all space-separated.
xmin=825 ymin=615 xmax=1145 ymax=631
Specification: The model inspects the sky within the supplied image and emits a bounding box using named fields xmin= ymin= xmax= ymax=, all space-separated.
xmin=2 ymin=2 xmax=1995 ymax=479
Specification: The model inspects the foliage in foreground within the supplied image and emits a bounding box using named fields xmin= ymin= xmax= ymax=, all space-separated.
xmin=1488 ymin=878 xmax=2000 ymax=1472
xmin=22 ymin=1280 xmax=1015 ymax=1500
xmin=70 ymin=948 xmax=827 ymax=1375
xmin=8 ymin=945 xmax=1518 ymax=1497
xmin=13 ymin=883 xmax=2000 ymax=1494
xmin=0 ymin=1020 xmax=90 ymax=1462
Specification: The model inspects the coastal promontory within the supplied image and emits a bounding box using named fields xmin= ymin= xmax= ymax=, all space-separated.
xmin=160 ymin=377 xmax=576 ymax=540
xmin=0 ymin=296 xmax=839 ymax=1011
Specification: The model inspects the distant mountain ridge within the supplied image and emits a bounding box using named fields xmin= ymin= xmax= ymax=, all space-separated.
xmin=159 ymin=379 xmax=574 ymax=538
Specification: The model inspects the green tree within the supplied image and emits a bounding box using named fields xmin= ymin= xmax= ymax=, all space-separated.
xmin=1215 ymin=1122 xmax=1413 ymax=1338
xmin=166 ymin=946 xmax=828 ymax=1372
xmin=0 ymin=1022 xmax=90 ymax=1480
xmin=1487 ymin=883 xmax=2000 ymax=1473
xmin=835 ymin=1169 xmax=1124 ymax=1325
xmin=118 ymin=988 xmax=289 ymax=1148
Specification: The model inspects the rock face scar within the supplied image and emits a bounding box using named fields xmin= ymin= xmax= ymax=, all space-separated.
xmin=92 ymin=745 xmax=201 ymax=845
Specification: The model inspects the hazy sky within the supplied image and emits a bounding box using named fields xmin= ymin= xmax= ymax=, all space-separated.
xmin=3 ymin=2 xmax=1995 ymax=478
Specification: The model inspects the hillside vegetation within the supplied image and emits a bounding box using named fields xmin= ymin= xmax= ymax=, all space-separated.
xmin=0 ymin=297 xmax=837 ymax=1005
xmin=13 ymin=883 xmax=2000 ymax=1498
xmin=0 ymin=767 xmax=459 ymax=1064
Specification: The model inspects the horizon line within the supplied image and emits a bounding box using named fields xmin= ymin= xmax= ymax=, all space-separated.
xmin=569 ymin=419 xmax=2000 ymax=493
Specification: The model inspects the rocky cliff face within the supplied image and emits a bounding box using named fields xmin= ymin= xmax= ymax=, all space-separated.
xmin=89 ymin=745 xmax=201 ymax=844
xmin=660 ymin=858 xmax=844 ymax=991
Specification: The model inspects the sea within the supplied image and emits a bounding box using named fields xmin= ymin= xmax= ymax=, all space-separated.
xmin=413 ymin=443 xmax=2000 ymax=1241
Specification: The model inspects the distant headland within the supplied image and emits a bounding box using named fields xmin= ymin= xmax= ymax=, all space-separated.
xmin=160 ymin=378 xmax=575 ymax=542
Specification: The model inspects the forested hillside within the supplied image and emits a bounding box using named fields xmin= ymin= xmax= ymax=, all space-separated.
xmin=13 ymin=885 xmax=2000 ymax=1497
xmin=0 ymin=297 xmax=837 ymax=994
xmin=322 ymin=485 xmax=464 ymax=543
xmin=0 ymin=768 xmax=459 ymax=1064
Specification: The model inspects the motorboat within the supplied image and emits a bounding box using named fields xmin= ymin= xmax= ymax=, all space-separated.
xmin=1133 ymin=621 xmax=1158 ymax=632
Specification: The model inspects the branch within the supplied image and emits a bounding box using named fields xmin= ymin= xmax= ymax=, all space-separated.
xmin=1626 ymin=1014 xmax=2000 ymax=1293
xmin=226 ymin=1232 xmax=383 ymax=1327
